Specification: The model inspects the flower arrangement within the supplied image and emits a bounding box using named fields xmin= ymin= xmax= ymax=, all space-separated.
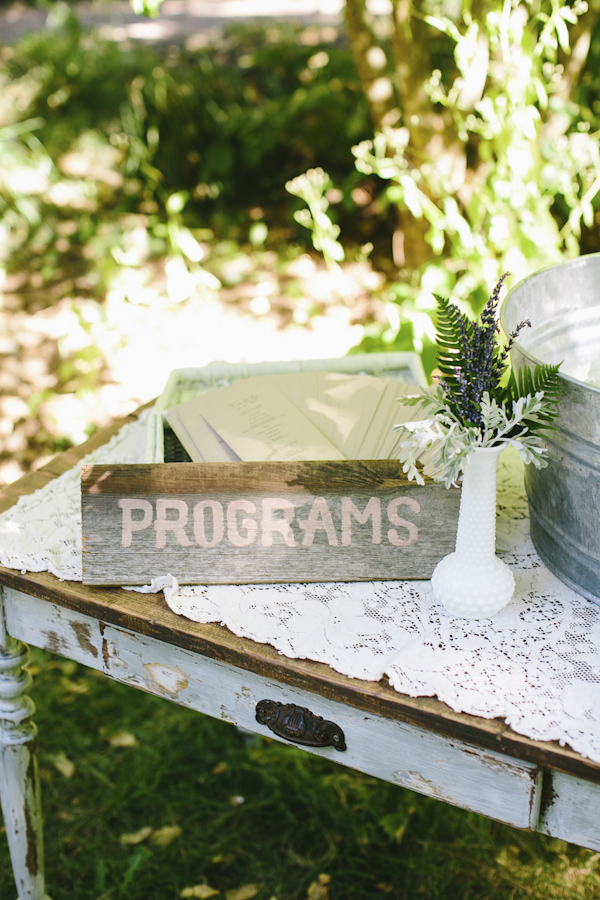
xmin=395 ymin=274 xmax=562 ymax=488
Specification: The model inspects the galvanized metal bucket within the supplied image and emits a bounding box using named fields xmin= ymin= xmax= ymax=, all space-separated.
xmin=500 ymin=253 xmax=600 ymax=605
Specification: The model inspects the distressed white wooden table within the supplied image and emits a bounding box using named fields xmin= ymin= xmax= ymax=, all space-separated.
xmin=1 ymin=412 xmax=600 ymax=900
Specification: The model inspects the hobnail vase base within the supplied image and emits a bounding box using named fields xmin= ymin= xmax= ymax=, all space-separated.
xmin=431 ymin=552 xmax=515 ymax=619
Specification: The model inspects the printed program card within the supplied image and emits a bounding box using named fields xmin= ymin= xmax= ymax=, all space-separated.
xmin=166 ymin=371 xmax=431 ymax=463
xmin=181 ymin=378 xmax=345 ymax=461
xmin=249 ymin=372 xmax=390 ymax=459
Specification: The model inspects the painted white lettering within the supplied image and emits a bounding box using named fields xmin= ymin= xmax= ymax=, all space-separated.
xmin=387 ymin=497 xmax=419 ymax=546
xmin=261 ymin=498 xmax=297 ymax=547
xmin=341 ymin=497 xmax=382 ymax=545
xmin=119 ymin=499 xmax=153 ymax=548
xmin=193 ymin=500 xmax=224 ymax=548
xmin=298 ymin=497 xmax=339 ymax=547
xmin=154 ymin=499 xmax=192 ymax=549
xmin=227 ymin=499 xmax=257 ymax=547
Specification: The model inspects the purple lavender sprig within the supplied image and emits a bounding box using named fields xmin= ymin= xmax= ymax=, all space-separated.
xmin=434 ymin=274 xmax=530 ymax=428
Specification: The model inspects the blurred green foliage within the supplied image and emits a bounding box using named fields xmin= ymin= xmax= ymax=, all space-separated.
xmin=353 ymin=1 xmax=599 ymax=290
xmin=0 ymin=17 xmax=370 ymax=302
xmin=290 ymin=0 xmax=600 ymax=372
xmin=286 ymin=168 xmax=347 ymax=268
xmin=3 ymin=2 xmax=600 ymax=383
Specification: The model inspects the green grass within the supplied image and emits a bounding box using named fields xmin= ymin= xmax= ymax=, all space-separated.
xmin=1 ymin=649 xmax=598 ymax=900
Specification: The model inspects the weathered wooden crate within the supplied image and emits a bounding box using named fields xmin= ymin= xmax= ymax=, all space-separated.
xmin=81 ymin=353 xmax=460 ymax=586
xmin=81 ymin=459 xmax=460 ymax=586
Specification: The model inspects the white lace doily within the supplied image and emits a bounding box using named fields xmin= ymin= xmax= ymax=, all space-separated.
xmin=2 ymin=415 xmax=600 ymax=763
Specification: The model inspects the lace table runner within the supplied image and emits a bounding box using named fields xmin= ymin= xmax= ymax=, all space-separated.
xmin=1 ymin=414 xmax=600 ymax=763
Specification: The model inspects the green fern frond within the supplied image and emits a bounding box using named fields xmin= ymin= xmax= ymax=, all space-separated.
xmin=507 ymin=362 xmax=562 ymax=405
xmin=433 ymin=294 xmax=470 ymax=355
xmin=505 ymin=362 xmax=562 ymax=432
xmin=433 ymin=294 xmax=473 ymax=397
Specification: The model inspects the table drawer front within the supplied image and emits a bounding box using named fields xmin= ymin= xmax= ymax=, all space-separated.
xmin=4 ymin=590 xmax=541 ymax=829
xmin=100 ymin=622 xmax=541 ymax=829
xmin=539 ymin=771 xmax=600 ymax=851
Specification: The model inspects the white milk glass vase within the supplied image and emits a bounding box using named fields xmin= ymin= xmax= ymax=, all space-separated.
xmin=431 ymin=445 xmax=515 ymax=618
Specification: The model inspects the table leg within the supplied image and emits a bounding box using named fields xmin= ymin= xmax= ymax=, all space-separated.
xmin=0 ymin=589 xmax=51 ymax=900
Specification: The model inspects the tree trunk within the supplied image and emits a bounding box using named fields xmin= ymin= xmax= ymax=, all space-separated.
xmin=343 ymin=0 xmax=392 ymax=130
xmin=344 ymin=0 xmax=436 ymax=269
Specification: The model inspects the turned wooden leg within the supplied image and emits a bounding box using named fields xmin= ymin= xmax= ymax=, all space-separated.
xmin=0 ymin=589 xmax=51 ymax=900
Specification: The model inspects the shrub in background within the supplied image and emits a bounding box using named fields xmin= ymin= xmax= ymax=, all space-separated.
xmin=0 ymin=18 xmax=370 ymax=298
xmin=291 ymin=0 xmax=600 ymax=371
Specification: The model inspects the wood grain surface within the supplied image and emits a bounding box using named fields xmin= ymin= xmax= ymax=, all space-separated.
xmin=81 ymin=460 xmax=460 ymax=585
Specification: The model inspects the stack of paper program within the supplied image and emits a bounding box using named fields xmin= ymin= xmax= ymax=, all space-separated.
xmin=166 ymin=371 xmax=429 ymax=463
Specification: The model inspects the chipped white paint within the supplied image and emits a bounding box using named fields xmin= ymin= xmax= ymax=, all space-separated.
xmin=8 ymin=585 xmax=600 ymax=852
xmin=0 ymin=588 xmax=51 ymax=900
xmin=143 ymin=663 xmax=189 ymax=697
xmin=97 ymin=619 xmax=541 ymax=827
xmin=4 ymin=587 xmax=541 ymax=826
xmin=539 ymin=771 xmax=600 ymax=851
xmin=3 ymin=591 xmax=102 ymax=672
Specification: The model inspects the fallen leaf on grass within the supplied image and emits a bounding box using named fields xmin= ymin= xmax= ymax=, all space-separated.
xmin=306 ymin=874 xmax=330 ymax=900
xmin=151 ymin=825 xmax=182 ymax=846
xmin=108 ymin=731 xmax=138 ymax=748
xmin=52 ymin=753 xmax=75 ymax=779
xmin=119 ymin=826 xmax=153 ymax=845
xmin=61 ymin=677 xmax=90 ymax=695
xmin=225 ymin=885 xmax=261 ymax=900
xmin=180 ymin=886 xmax=220 ymax=898
xmin=58 ymin=659 xmax=77 ymax=676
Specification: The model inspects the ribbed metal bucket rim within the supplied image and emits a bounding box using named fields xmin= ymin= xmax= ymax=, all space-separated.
xmin=499 ymin=254 xmax=600 ymax=396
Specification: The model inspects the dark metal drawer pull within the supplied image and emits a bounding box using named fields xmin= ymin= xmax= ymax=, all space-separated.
xmin=255 ymin=699 xmax=346 ymax=751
